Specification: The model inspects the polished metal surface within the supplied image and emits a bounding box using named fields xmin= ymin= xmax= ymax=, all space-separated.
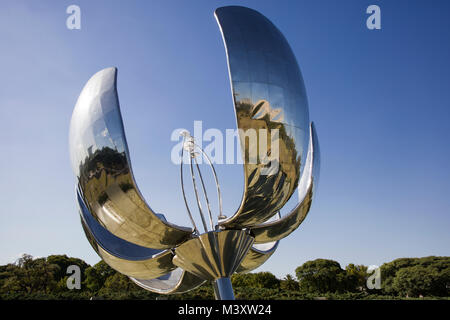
xmin=173 ymin=230 xmax=254 ymax=281
xmin=130 ymin=269 xmax=205 ymax=294
xmin=70 ymin=6 xmax=319 ymax=300
xmin=69 ymin=67 xmax=193 ymax=249
xmin=215 ymin=6 xmax=310 ymax=228
xmin=180 ymin=131 xmax=224 ymax=235
xmin=78 ymin=189 xmax=178 ymax=279
xmin=235 ymin=212 xmax=280 ymax=273
xmin=237 ymin=240 xmax=279 ymax=273
xmin=249 ymin=122 xmax=320 ymax=243
xmin=213 ymin=277 xmax=235 ymax=300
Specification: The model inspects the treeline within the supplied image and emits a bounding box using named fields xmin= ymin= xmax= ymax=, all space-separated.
xmin=0 ymin=254 xmax=448 ymax=300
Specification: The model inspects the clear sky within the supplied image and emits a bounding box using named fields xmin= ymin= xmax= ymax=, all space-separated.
xmin=0 ymin=0 xmax=449 ymax=278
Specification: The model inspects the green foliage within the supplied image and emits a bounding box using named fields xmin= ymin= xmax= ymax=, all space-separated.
xmin=344 ymin=264 xmax=369 ymax=292
xmin=280 ymin=274 xmax=299 ymax=291
xmin=381 ymin=257 xmax=419 ymax=294
xmin=46 ymin=254 xmax=89 ymax=281
xmin=381 ymin=256 xmax=450 ymax=297
xmin=231 ymin=272 xmax=280 ymax=289
xmin=83 ymin=260 xmax=115 ymax=292
xmin=0 ymin=254 xmax=60 ymax=294
xmin=171 ymin=283 xmax=215 ymax=300
xmin=100 ymin=272 xmax=136 ymax=293
xmin=0 ymin=254 xmax=448 ymax=300
xmin=253 ymin=272 xmax=280 ymax=289
xmin=295 ymin=259 xmax=347 ymax=294
xmin=391 ymin=264 xmax=450 ymax=297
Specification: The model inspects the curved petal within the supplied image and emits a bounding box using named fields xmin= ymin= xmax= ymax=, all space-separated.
xmin=78 ymin=189 xmax=177 ymax=279
xmin=130 ymin=268 xmax=205 ymax=295
xmin=250 ymin=122 xmax=320 ymax=243
xmin=215 ymin=6 xmax=310 ymax=228
xmin=172 ymin=230 xmax=254 ymax=281
xmin=70 ymin=67 xmax=192 ymax=249
xmin=236 ymin=241 xmax=279 ymax=273
xmin=235 ymin=212 xmax=280 ymax=273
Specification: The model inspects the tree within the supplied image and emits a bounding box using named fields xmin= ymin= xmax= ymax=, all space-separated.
xmin=381 ymin=256 xmax=450 ymax=296
xmin=99 ymin=272 xmax=137 ymax=295
xmin=47 ymin=254 xmax=90 ymax=282
xmin=345 ymin=264 xmax=368 ymax=292
xmin=380 ymin=257 xmax=418 ymax=294
xmin=280 ymin=274 xmax=299 ymax=291
xmin=295 ymin=259 xmax=346 ymax=294
xmin=231 ymin=272 xmax=280 ymax=289
xmin=83 ymin=261 xmax=115 ymax=292
xmin=1 ymin=254 xmax=448 ymax=299
xmin=252 ymin=272 xmax=280 ymax=289
xmin=392 ymin=265 xmax=450 ymax=297
xmin=231 ymin=273 xmax=253 ymax=287
xmin=0 ymin=254 xmax=60 ymax=294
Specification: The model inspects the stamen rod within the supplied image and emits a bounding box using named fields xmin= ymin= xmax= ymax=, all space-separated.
xmin=190 ymin=154 xmax=209 ymax=233
xmin=194 ymin=156 xmax=214 ymax=231
xmin=195 ymin=143 xmax=224 ymax=222
xmin=180 ymin=137 xmax=200 ymax=234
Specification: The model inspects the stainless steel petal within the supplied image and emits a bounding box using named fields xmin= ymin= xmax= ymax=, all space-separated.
xmin=215 ymin=6 xmax=310 ymax=228
xmin=70 ymin=67 xmax=193 ymax=249
xmin=236 ymin=241 xmax=279 ymax=273
xmin=250 ymin=122 xmax=320 ymax=243
xmin=130 ymin=268 xmax=205 ymax=295
xmin=172 ymin=230 xmax=254 ymax=281
xmin=78 ymin=189 xmax=177 ymax=279
xmin=236 ymin=212 xmax=280 ymax=273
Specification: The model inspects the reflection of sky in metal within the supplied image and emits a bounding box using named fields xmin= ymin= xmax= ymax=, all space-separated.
xmin=1 ymin=1 xmax=449 ymax=278
xmin=69 ymin=6 xmax=315 ymax=291
xmin=214 ymin=6 xmax=313 ymax=231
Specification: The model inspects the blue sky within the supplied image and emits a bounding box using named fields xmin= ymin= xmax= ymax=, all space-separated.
xmin=0 ymin=0 xmax=449 ymax=278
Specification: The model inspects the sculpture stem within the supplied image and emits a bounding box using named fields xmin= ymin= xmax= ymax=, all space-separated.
xmin=212 ymin=277 xmax=235 ymax=300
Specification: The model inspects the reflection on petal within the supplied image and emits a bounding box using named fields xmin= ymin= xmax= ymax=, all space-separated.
xmin=236 ymin=213 xmax=281 ymax=273
xmin=250 ymin=122 xmax=319 ymax=243
xmin=215 ymin=6 xmax=310 ymax=228
xmin=70 ymin=67 xmax=193 ymax=249
xmin=78 ymin=189 xmax=177 ymax=279
xmin=130 ymin=268 xmax=205 ymax=294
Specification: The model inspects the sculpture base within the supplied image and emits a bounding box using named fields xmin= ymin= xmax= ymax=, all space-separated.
xmin=213 ymin=277 xmax=235 ymax=300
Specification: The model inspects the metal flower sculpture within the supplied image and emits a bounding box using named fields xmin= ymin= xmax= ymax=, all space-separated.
xmin=69 ymin=6 xmax=320 ymax=300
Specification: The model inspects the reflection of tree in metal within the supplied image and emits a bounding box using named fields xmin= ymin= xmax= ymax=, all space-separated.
xmin=78 ymin=147 xmax=128 ymax=183
xmin=216 ymin=6 xmax=310 ymax=230
xmin=69 ymin=6 xmax=320 ymax=300
xmin=229 ymin=100 xmax=302 ymax=228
